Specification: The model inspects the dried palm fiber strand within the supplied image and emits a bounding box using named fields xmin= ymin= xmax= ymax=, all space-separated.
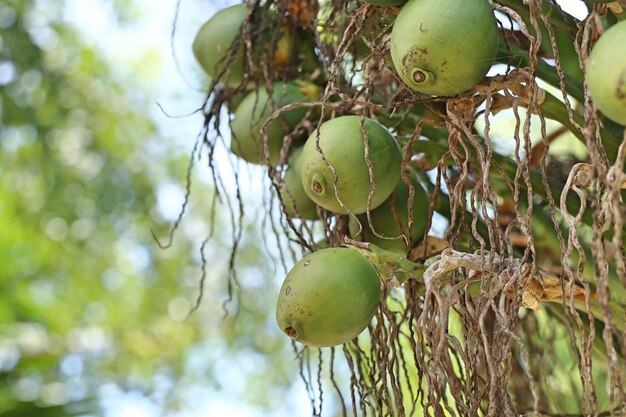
xmin=160 ymin=0 xmax=626 ymax=415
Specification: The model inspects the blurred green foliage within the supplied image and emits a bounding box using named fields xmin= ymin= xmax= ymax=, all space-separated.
xmin=0 ymin=0 xmax=300 ymax=415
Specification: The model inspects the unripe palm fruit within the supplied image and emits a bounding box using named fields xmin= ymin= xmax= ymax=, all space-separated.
xmin=299 ymin=116 xmax=402 ymax=214
xmin=279 ymin=147 xmax=319 ymax=220
xmin=587 ymin=20 xmax=626 ymax=126
xmin=192 ymin=4 xmax=294 ymax=87
xmin=192 ymin=4 xmax=247 ymax=87
xmin=276 ymin=247 xmax=382 ymax=347
xmin=390 ymin=0 xmax=499 ymax=96
xmin=230 ymin=81 xmax=321 ymax=165
xmin=349 ymin=177 xmax=429 ymax=255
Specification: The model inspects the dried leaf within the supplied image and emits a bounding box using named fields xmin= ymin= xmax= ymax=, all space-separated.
xmin=572 ymin=163 xmax=593 ymax=188
xmin=510 ymin=232 xmax=529 ymax=248
xmin=409 ymin=236 xmax=449 ymax=262
xmin=520 ymin=272 xmax=593 ymax=310
xmin=607 ymin=2 xmax=624 ymax=14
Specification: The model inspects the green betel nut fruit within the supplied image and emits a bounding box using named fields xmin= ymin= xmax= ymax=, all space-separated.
xmin=279 ymin=147 xmax=319 ymax=220
xmin=192 ymin=5 xmax=294 ymax=87
xmin=276 ymin=247 xmax=382 ymax=347
xmin=230 ymin=81 xmax=320 ymax=165
xmin=349 ymin=177 xmax=429 ymax=255
xmin=390 ymin=0 xmax=499 ymax=96
xmin=299 ymin=116 xmax=402 ymax=214
xmin=192 ymin=4 xmax=247 ymax=87
xmin=587 ymin=20 xmax=626 ymax=126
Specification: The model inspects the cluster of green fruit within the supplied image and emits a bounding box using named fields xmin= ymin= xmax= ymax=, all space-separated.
xmin=193 ymin=0 xmax=626 ymax=349
xmin=191 ymin=0 xmax=496 ymax=348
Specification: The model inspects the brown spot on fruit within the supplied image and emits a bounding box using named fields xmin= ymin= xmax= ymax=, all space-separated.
xmin=304 ymin=260 xmax=311 ymax=267
xmin=285 ymin=326 xmax=297 ymax=338
xmin=413 ymin=70 xmax=426 ymax=83
xmin=616 ymin=71 xmax=626 ymax=101
xmin=285 ymin=286 xmax=291 ymax=295
xmin=309 ymin=172 xmax=327 ymax=196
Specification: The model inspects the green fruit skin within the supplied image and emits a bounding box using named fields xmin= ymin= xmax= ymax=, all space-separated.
xmin=192 ymin=4 xmax=247 ymax=87
xmin=390 ymin=0 xmax=499 ymax=96
xmin=230 ymin=81 xmax=320 ymax=165
xmin=276 ymin=247 xmax=382 ymax=347
xmin=349 ymin=178 xmax=429 ymax=254
xmin=279 ymin=147 xmax=319 ymax=220
xmin=299 ymin=116 xmax=402 ymax=214
xmin=587 ymin=20 xmax=626 ymax=126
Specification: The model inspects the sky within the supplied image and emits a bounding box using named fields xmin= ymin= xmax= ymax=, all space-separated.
xmin=59 ymin=0 xmax=590 ymax=416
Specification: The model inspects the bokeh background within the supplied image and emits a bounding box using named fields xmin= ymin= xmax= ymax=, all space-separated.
xmin=0 ymin=0 xmax=591 ymax=416
xmin=1 ymin=0 xmax=312 ymax=415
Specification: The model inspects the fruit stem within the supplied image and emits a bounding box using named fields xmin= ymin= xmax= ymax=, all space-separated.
xmin=496 ymin=42 xmax=621 ymax=160
xmin=539 ymin=90 xmax=620 ymax=159
xmin=346 ymin=238 xmax=427 ymax=284
xmin=497 ymin=41 xmax=584 ymax=103
xmin=496 ymin=0 xmax=577 ymax=32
